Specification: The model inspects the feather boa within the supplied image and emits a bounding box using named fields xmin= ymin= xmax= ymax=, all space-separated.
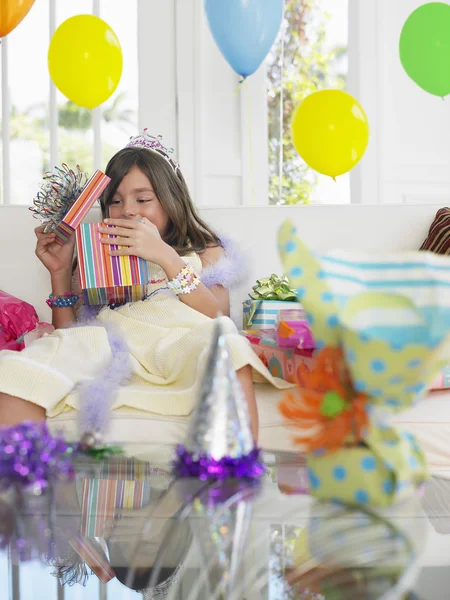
xmin=201 ymin=236 xmax=248 ymax=290
xmin=74 ymin=318 xmax=131 ymax=436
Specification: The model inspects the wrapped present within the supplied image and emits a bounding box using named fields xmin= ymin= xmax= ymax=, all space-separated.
xmin=76 ymin=223 xmax=149 ymax=305
xmin=275 ymin=219 xmax=450 ymax=506
xmin=276 ymin=308 xmax=315 ymax=349
xmin=279 ymin=220 xmax=450 ymax=414
xmin=0 ymin=290 xmax=53 ymax=351
xmin=431 ymin=364 xmax=450 ymax=390
xmin=243 ymin=299 xmax=300 ymax=330
xmin=243 ymin=274 xmax=299 ymax=330
xmin=55 ymin=170 xmax=110 ymax=245
xmin=307 ymin=425 xmax=427 ymax=507
xmin=243 ymin=329 xmax=315 ymax=383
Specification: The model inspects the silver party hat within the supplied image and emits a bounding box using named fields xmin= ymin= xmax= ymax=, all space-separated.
xmin=184 ymin=317 xmax=255 ymax=461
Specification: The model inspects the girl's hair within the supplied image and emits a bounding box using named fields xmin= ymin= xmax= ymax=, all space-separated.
xmin=100 ymin=147 xmax=220 ymax=257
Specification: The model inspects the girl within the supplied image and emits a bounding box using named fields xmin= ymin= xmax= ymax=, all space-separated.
xmin=0 ymin=132 xmax=289 ymax=437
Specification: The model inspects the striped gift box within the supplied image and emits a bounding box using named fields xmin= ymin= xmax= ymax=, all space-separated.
xmin=55 ymin=170 xmax=111 ymax=245
xmin=68 ymin=459 xmax=170 ymax=584
xmin=243 ymin=299 xmax=300 ymax=331
xmin=80 ymin=478 xmax=152 ymax=538
xmin=76 ymin=223 xmax=149 ymax=305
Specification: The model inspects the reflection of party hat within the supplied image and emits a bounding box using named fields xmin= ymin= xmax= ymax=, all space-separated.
xmin=174 ymin=317 xmax=265 ymax=480
xmin=189 ymin=481 xmax=258 ymax=597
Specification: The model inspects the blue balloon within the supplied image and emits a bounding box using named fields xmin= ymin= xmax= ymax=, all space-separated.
xmin=204 ymin=0 xmax=284 ymax=78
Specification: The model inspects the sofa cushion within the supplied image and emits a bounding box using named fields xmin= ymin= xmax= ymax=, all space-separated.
xmin=393 ymin=389 xmax=450 ymax=479
xmin=47 ymin=386 xmax=450 ymax=474
xmin=47 ymin=384 xmax=299 ymax=454
xmin=420 ymin=207 xmax=450 ymax=253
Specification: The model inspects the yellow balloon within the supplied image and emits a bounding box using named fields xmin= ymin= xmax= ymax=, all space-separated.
xmin=48 ymin=15 xmax=123 ymax=110
xmin=291 ymin=90 xmax=369 ymax=179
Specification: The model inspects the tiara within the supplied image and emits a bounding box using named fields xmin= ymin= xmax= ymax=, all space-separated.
xmin=126 ymin=129 xmax=180 ymax=173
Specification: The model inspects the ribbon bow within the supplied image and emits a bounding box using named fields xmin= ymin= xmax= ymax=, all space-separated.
xmin=249 ymin=274 xmax=297 ymax=302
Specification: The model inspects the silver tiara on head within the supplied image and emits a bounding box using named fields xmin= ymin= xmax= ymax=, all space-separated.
xmin=126 ymin=129 xmax=180 ymax=173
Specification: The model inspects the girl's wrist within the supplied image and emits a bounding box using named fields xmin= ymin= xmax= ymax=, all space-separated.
xmin=158 ymin=245 xmax=186 ymax=279
xmin=50 ymin=271 xmax=73 ymax=295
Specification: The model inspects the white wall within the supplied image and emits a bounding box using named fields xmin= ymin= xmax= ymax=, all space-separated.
xmin=349 ymin=0 xmax=450 ymax=206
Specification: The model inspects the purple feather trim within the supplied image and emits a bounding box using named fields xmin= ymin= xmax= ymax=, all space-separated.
xmin=201 ymin=236 xmax=248 ymax=290
xmin=76 ymin=322 xmax=132 ymax=436
xmin=75 ymin=303 xmax=102 ymax=321
xmin=173 ymin=445 xmax=266 ymax=481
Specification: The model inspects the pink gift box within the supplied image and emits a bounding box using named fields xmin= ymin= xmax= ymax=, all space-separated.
xmin=276 ymin=308 xmax=315 ymax=349
xmin=431 ymin=365 xmax=450 ymax=390
xmin=243 ymin=329 xmax=315 ymax=384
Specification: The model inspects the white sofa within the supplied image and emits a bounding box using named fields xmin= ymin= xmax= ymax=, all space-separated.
xmin=2 ymin=203 xmax=450 ymax=475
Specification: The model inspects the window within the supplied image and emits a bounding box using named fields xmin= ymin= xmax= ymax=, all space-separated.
xmin=1 ymin=0 xmax=137 ymax=205
xmin=267 ymin=0 xmax=349 ymax=206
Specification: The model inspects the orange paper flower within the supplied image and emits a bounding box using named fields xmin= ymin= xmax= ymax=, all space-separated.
xmin=279 ymin=347 xmax=369 ymax=454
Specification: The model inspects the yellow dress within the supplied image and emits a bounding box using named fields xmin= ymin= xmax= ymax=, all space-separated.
xmin=0 ymin=253 xmax=291 ymax=417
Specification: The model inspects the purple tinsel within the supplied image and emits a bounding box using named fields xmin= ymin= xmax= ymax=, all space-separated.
xmin=173 ymin=445 xmax=266 ymax=481
xmin=0 ymin=422 xmax=75 ymax=493
xmin=201 ymin=236 xmax=248 ymax=290
xmin=77 ymin=322 xmax=132 ymax=436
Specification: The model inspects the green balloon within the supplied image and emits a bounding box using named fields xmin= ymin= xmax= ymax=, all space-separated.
xmin=400 ymin=2 xmax=450 ymax=97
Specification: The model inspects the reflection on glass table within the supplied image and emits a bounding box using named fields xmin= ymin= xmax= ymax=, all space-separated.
xmin=0 ymin=445 xmax=430 ymax=599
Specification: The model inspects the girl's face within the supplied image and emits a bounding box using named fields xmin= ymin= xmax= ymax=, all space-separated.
xmin=107 ymin=166 xmax=169 ymax=235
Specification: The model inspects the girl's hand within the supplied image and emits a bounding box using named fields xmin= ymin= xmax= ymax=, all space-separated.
xmin=34 ymin=226 xmax=75 ymax=275
xmin=99 ymin=218 xmax=174 ymax=266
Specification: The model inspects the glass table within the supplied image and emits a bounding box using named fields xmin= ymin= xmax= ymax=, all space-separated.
xmin=0 ymin=444 xmax=444 ymax=599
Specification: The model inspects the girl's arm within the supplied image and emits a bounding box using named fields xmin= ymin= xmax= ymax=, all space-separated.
xmin=50 ymin=270 xmax=77 ymax=329
xmin=160 ymin=245 xmax=229 ymax=318
xmin=34 ymin=226 xmax=78 ymax=329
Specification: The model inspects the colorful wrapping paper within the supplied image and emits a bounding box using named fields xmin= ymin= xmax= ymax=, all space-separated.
xmin=243 ymin=329 xmax=315 ymax=383
xmin=55 ymin=170 xmax=110 ymax=245
xmin=275 ymin=219 xmax=450 ymax=505
xmin=307 ymin=426 xmax=427 ymax=507
xmin=243 ymin=299 xmax=300 ymax=330
xmin=76 ymin=223 xmax=149 ymax=305
xmin=0 ymin=290 xmax=46 ymax=351
xmin=80 ymin=478 xmax=151 ymax=537
xmin=278 ymin=220 xmax=450 ymax=413
xmin=276 ymin=311 xmax=314 ymax=349
xmin=431 ymin=364 xmax=450 ymax=390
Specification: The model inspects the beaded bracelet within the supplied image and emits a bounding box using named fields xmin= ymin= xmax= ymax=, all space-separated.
xmin=46 ymin=292 xmax=79 ymax=308
xmin=167 ymin=263 xmax=200 ymax=296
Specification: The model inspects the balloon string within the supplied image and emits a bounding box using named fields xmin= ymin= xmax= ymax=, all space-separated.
xmin=234 ymin=77 xmax=247 ymax=96
xmin=246 ymin=82 xmax=255 ymax=206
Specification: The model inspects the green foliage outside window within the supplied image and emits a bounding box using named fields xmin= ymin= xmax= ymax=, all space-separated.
xmin=267 ymin=0 xmax=347 ymax=205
